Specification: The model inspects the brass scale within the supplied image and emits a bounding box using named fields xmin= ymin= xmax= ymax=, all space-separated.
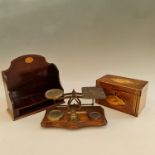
xmin=43 ymin=87 xmax=107 ymax=128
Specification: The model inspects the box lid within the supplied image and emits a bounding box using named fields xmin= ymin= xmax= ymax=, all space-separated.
xmin=96 ymin=75 xmax=148 ymax=95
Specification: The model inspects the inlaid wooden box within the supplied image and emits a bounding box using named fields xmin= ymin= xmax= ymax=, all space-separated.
xmin=96 ymin=75 xmax=148 ymax=116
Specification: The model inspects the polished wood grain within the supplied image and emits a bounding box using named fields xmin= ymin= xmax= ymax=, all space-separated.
xmin=2 ymin=54 xmax=64 ymax=120
xmin=96 ymin=75 xmax=148 ymax=116
xmin=41 ymin=106 xmax=107 ymax=129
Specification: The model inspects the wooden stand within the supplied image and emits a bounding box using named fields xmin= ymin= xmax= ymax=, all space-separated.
xmin=41 ymin=105 xmax=107 ymax=129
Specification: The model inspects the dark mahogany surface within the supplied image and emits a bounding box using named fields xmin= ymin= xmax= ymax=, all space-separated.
xmin=2 ymin=54 xmax=64 ymax=120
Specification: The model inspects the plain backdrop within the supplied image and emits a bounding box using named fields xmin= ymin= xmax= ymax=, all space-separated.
xmin=0 ymin=1 xmax=155 ymax=155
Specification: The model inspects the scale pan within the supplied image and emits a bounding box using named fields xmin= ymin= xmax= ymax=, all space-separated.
xmin=82 ymin=87 xmax=106 ymax=99
xmin=47 ymin=109 xmax=64 ymax=121
xmin=45 ymin=89 xmax=64 ymax=100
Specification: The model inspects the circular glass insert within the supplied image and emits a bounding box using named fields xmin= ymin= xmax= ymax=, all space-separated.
xmin=88 ymin=111 xmax=102 ymax=120
xmin=45 ymin=89 xmax=64 ymax=100
xmin=47 ymin=109 xmax=64 ymax=121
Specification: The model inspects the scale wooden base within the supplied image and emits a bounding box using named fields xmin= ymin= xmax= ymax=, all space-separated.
xmin=41 ymin=105 xmax=107 ymax=129
xmin=41 ymin=88 xmax=107 ymax=129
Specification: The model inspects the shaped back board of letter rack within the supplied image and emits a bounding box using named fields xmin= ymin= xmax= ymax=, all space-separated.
xmin=2 ymin=55 xmax=64 ymax=120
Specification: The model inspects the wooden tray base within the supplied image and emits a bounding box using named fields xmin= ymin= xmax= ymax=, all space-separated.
xmin=41 ymin=106 xmax=107 ymax=129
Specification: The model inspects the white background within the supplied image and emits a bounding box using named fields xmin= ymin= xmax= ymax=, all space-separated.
xmin=0 ymin=0 xmax=155 ymax=155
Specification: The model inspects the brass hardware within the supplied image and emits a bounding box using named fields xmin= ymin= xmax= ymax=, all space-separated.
xmin=82 ymin=87 xmax=105 ymax=99
xmin=44 ymin=87 xmax=107 ymax=124
xmin=70 ymin=109 xmax=78 ymax=122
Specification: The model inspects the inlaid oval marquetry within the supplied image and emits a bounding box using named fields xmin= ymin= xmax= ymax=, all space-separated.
xmin=25 ymin=57 xmax=34 ymax=63
xmin=111 ymin=78 xmax=133 ymax=84
xmin=106 ymin=95 xmax=126 ymax=106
